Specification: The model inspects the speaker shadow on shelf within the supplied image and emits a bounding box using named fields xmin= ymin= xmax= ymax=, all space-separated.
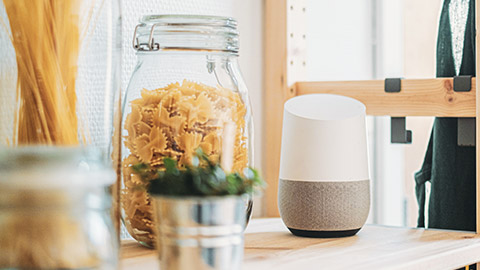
xmin=288 ymin=227 xmax=362 ymax=238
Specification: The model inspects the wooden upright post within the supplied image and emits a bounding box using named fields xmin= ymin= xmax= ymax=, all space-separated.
xmin=264 ymin=0 xmax=288 ymax=217
xmin=264 ymin=0 xmax=306 ymax=217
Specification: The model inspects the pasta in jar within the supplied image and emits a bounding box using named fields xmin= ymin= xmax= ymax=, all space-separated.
xmin=122 ymin=80 xmax=248 ymax=246
xmin=122 ymin=15 xmax=253 ymax=247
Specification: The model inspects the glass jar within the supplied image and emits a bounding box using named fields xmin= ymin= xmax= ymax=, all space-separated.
xmin=0 ymin=147 xmax=118 ymax=269
xmin=121 ymin=15 xmax=253 ymax=247
xmin=0 ymin=0 xmax=122 ymax=235
xmin=0 ymin=0 xmax=121 ymax=159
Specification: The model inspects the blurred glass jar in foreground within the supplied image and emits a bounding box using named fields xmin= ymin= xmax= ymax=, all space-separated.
xmin=0 ymin=148 xmax=118 ymax=269
xmin=0 ymin=0 xmax=121 ymax=160
xmin=121 ymin=15 xmax=254 ymax=247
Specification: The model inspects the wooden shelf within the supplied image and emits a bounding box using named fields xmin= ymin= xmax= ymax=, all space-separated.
xmin=295 ymin=78 xmax=476 ymax=117
xmin=120 ymin=218 xmax=480 ymax=269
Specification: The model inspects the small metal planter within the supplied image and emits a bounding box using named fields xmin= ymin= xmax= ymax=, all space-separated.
xmin=152 ymin=195 xmax=247 ymax=270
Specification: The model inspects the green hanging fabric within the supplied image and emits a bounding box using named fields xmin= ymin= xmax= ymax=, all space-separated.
xmin=415 ymin=0 xmax=476 ymax=231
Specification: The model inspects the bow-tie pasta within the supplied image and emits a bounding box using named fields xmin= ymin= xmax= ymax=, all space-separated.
xmin=122 ymin=80 xmax=248 ymax=246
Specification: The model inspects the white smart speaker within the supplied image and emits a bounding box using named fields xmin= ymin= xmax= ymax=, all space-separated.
xmin=278 ymin=94 xmax=370 ymax=238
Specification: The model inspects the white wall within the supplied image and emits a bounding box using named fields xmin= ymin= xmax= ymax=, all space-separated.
xmin=373 ymin=0 xmax=406 ymax=227
xmin=232 ymin=0 xmax=264 ymax=216
xmin=232 ymin=1 xmax=264 ymax=172
xmin=306 ymin=0 xmax=373 ymax=81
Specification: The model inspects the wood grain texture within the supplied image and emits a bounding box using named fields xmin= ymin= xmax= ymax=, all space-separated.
xmin=263 ymin=0 xmax=288 ymax=217
xmin=263 ymin=0 xmax=307 ymax=217
xmin=120 ymin=240 xmax=158 ymax=269
xmin=120 ymin=218 xmax=480 ymax=270
xmin=295 ymin=78 xmax=476 ymax=117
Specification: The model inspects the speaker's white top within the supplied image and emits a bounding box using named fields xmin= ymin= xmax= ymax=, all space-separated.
xmin=279 ymin=94 xmax=369 ymax=182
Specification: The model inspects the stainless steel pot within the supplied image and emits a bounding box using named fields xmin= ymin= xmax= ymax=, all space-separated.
xmin=152 ymin=195 xmax=247 ymax=270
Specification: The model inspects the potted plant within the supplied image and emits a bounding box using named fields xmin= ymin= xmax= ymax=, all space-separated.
xmin=133 ymin=149 xmax=264 ymax=270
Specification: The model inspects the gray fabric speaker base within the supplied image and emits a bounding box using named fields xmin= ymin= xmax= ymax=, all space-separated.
xmin=279 ymin=179 xmax=370 ymax=232
xmin=287 ymin=227 xmax=361 ymax=238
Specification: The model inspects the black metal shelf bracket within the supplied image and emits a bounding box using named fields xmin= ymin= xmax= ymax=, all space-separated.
xmin=384 ymin=77 xmax=476 ymax=145
xmin=391 ymin=117 xmax=412 ymax=144
xmin=453 ymin=76 xmax=475 ymax=146
xmin=458 ymin=118 xmax=476 ymax=146
xmin=453 ymin=75 xmax=472 ymax=92
xmin=385 ymin=78 xmax=402 ymax=93
xmin=384 ymin=78 xmax=411 ymax=144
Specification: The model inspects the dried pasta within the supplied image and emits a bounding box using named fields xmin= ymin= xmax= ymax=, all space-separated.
xmin=3 ymin=0 xmax=83 ymax=145
xmin=0 ymin=1 xmax=101 ymax=268
xmin=0 ymin=191 xmax=100 ymax=269
xmin=122 ymin=80 xmax=248 ymax=246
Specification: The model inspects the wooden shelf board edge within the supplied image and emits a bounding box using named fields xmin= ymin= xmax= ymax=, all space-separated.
xmin=295 ymin=78 xmax=476 ymax=117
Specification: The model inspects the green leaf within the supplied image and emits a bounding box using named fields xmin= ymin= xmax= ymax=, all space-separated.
xmin=138 ymin=148 xmax=265 ymax=197
xmin=164 ymin=158 xmax=179 ymax=175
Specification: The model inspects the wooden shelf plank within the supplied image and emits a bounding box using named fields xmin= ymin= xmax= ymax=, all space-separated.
xmin=121 ymin=241 xmax=158 ymax=269
xmin=120 ymin=218 xmax=480 ymax=269
xmin=295 ymin=78 xmax=476 ymax=117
